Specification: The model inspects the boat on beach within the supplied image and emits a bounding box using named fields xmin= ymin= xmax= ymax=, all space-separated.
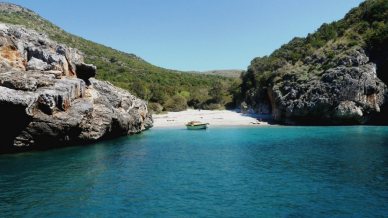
xmin=186 ymin=121 xmax=209 ymax=130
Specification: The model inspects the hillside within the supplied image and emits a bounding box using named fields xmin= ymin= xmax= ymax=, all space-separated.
xmin=204 ymin=70 xmax=242 ymax=78
xmin=238 ymin=0 xmax=388 ymax=124
xmin=189 ymin=70 xmax=243 ymax=78
xmin=0 ymin=3 xmax=238 ymax=112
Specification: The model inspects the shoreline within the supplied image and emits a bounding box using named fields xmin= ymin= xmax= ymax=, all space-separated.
xmin=152 ymin=109 xmax=272 ymax=128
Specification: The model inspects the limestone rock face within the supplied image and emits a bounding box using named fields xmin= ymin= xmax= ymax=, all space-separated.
xmin=268 ymin=49 xmax=386 ymax=124
xmin=0 ymin=23 xmax=152 ymax=153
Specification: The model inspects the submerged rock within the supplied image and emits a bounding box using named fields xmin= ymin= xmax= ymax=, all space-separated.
xmin=0 ymin=23 xmax=152 ymax=153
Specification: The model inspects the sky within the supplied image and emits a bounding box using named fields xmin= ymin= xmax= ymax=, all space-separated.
xmin=4 ymin=0 xmax=364 ymax=71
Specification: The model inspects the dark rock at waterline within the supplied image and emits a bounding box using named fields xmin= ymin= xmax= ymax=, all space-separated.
xmin=0 ymin=23 xmax=152 ymax=153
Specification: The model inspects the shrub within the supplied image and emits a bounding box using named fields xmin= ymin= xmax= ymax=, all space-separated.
xmin=148 ymin=102 xmax=163 ymax=114
xmin=202 ymin=103 xmax=223 ymax=110
xmin=163 ymin=95 xmax=188 ymax=112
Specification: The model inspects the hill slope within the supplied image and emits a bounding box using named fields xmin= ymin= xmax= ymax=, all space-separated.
xmin=0 ymin=3 xmax=238 ymax=112
xmin=238 ymin=0 xmax=388 ymax=124
xmin=189 ymin=70 xmax=243 ymax=78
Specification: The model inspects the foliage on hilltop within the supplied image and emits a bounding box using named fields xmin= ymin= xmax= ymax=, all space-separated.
xmin=0 ymin=3 xmax=239 ymax=112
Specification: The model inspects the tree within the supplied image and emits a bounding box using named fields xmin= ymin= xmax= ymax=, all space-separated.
xmin=188 ymin=88 xmax=209 ymax=108
xmin=131 ymin=80 xmax=151 ymax=101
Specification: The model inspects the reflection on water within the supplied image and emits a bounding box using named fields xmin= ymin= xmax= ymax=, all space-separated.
xmin=0 ymin=126 xmax=387 ymax=217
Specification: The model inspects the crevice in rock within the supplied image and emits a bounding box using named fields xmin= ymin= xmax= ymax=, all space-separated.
xmin=75 ymin=63 xmax=96 ymax=86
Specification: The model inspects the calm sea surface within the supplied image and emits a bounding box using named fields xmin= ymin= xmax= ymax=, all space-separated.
xmin=0 ymin=126 xmax=388 ymax=217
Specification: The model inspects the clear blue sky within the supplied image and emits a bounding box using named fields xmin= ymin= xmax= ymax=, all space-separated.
xmin=4 ymin=0 xmax=364 ymax=71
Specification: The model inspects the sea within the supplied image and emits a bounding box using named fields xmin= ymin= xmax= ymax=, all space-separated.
xmin=0 ymin=126 xmax=387 ymax=217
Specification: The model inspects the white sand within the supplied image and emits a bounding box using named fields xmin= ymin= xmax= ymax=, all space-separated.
xmin=152 ymin=109 xmax=271 ymax=127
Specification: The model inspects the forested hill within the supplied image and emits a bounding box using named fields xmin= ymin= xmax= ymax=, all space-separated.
xmin=238 ymin=0 xmax=388 ymax=124
xmin=0 ymin=3 xmax=239 ymax=112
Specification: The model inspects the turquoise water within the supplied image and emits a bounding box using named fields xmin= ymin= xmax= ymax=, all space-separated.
xmin=0 ymin=126 xmax=388 ymax=217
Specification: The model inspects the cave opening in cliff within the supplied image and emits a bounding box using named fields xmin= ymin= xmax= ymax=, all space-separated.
xmin=0 ymin=103 xmax=31 ymax=152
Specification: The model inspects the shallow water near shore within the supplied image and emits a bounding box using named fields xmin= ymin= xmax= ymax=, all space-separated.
xmin=0 ymin=126 xmax=388 ymax=217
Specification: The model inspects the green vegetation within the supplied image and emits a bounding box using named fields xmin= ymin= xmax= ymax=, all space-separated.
xmin=0 ymin=4 xmax=239 ymax=112
xmin=238 ymin=0 xmax=388 ymax=106
xmin=190 ymin=70 xmax=243 ymax=78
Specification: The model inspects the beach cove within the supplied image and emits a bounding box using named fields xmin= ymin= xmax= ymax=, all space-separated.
xmin=152 ymin=109 xmax=271 ymax=127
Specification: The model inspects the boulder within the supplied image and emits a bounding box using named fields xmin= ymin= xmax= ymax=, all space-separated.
xmin=334 ymin=101 xmax=363 ymax=121
xmin=26 ymin=57 xmax=50 ymax=71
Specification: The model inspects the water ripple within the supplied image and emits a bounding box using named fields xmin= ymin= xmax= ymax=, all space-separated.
xmin=0 ymin=126 xmax=388 ymax=217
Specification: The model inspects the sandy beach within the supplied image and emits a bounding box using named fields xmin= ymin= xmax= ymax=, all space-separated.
xmin=152 ymin=109 xmax=271 ymax=127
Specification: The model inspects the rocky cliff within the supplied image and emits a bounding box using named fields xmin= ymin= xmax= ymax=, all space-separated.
xmin=239 ymin=0 xmax=388 ymax=124
xmin=268 ymin=47 xmax=386 ymax=124
xmin=0 ymin=23 xmax=152 ymax=153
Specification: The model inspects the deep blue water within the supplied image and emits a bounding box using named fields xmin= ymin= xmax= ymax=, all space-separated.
xmin=0 ymin=126 xmax=388 ymax=217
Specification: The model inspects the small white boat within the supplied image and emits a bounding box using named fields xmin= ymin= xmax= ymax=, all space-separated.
xmin=186 ymin=121 xmax=209 ymax=130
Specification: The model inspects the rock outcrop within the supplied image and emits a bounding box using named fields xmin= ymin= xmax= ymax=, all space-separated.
xmin=0 ymin=23 xmax=152 ymax=153
xmin=269 ymin=49 xmax=387 ymax=124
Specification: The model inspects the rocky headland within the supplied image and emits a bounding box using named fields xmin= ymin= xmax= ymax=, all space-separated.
xmin=0 ymin=23 xmax=152 ymax=153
